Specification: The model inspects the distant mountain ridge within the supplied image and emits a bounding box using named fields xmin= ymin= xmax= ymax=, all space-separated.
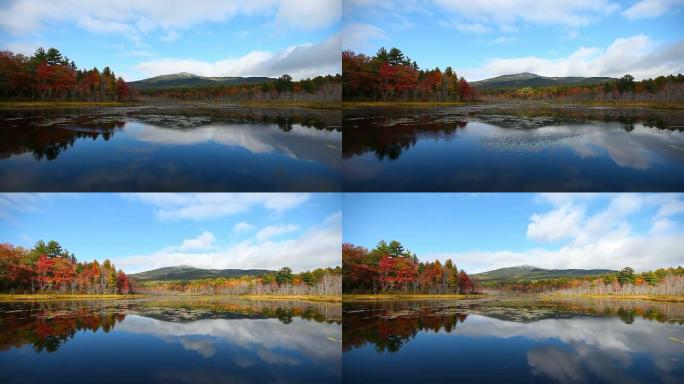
xmin=129 ymin=72 xmax=274 ymax=90
xmin=129 ymin=265 xmax=274 ymax=281
xmin=472 ymin=72 xmax=615 ymax=90
xmin=474 ymin=265 xmax=616 ymax=283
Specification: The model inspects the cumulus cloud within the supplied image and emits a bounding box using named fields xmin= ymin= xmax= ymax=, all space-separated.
xmin=427 ymin=194 xmax=684 ymax=272
xmin=233 ymin=222 xmax=255 ymax=233
xmin=255 ymin=224 xmax=300 ymax=242
xmin=622 ymin=0 xmax=684 ymax=20
xmin=466 ymin=35 xmax=684 ymax=80
xmin=134 ymin=34 xmax=340 ymax=80
xmin=341 ymin=23 xmax=387 ymax=51
xmin=113 ymin=212 xmax=341 ymax=273
xmin=122 ymin=193 xmax=310 ymax=221
xmin=179 ymin=231 xmax=215 ymax=251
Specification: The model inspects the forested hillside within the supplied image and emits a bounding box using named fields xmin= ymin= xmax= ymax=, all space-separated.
xmin=0 ymin=47 xmax=134 ymax=101
xmin=343 ymin=47 xmax=475 ymax=102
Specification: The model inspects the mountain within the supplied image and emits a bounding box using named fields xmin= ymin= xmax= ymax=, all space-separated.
xmin=129 ymin=265 xmax=274 ymax=281
xmin=473 ymin=265 xmax=616 ymax=283
xmin=471 ymin=72 xmax=615 ymax=91
xmin=128 ymin=72 xmax=274 ymax=90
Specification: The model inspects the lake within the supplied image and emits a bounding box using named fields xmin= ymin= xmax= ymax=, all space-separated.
xmin=343 ymin=105 xmax=684 ymax=191
xmin=0 ymin=298 xmax=342 ymax=384
xmin=0 ymin=105 xmax=341 ymax=191
xmin=343 ymin=297 xmax=684 ymax=383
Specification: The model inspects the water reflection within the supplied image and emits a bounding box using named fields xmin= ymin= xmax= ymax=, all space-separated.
xmin=0 ymin=107 xmax=342 ymax=191
xmin=343 ymin=299 xmax=684 ymax=383
xmin=343 ymin=106 xmax=684 ymax=191
xmin=0 ymin=299 xmax=341 ymax=383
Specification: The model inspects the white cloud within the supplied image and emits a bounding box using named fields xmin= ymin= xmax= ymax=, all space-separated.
xmin=255 ymin=224 xmax=300 ymax=242
xmin=0 ymin=0 xmax=339 ymax=36
xmin=134 ymin=35 xmax=340 ymax=80
xmin=428 ymin=194 xmax=684 ymax=272
xmin=122 ymin=193 xmax=310 ymax=221
xmin=179 ymin=231 xmax=215 ymax=251
xmin=527 ymin=203 xmax=585 ymax=242
xmin=439 ymin=20 xmax=492 ymax=34
xmin=113 ymin=211 xmax=341 ymax=273
xmin=433 ymin=0 xmax=620 ymax=28
xmin=233 ymin=222 xmax=255 ymax=233
xmin=467 ymin=35 xmax=684 ymax=80
xmin=342 ymin=23 xmax=387 ymax=51
xmin=160 ymin=30 xmax=181 ymax=42
xmin=622 ymin=0 xmax=684 ymax=20
xmin=275 ymin=0 xmax=341 ymax=31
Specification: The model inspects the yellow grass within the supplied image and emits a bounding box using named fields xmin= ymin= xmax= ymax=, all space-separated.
xmin=0 ymin=101 xmax=137 ymax=108
xmin=574 ymin=101 xmax=684 ymax=110
xmin=229 ymin=295 xmax=341 ymax=302
xmin=236 ymin=101 xmax=341 ymax=109
xmin=542 ymin=294 xmax=684 ymax=303
xmin=0 ymin=294 xmax=141 ymax=301
xmin=343 ymin=294 xmax=480 ymax=301
xmin=343 ymin=101 xmax=468 ymax=108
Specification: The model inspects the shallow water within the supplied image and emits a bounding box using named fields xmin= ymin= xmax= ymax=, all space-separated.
xmin=343 ymin=298 xmax=684 ymax=383
xmin=343 ymin=105 xmax=684 ymax=191
xmin=0 ymin=106 xmax=341 ymax=191
xmin=0 ymin=298 xmax=342 ymax=384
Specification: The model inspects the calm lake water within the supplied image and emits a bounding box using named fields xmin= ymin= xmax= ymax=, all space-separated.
xmin=343 ymin=105 xmax=684 ymax=191
xmin=0 ymin=106 xmax=341 ymax=191
xmin=0 ymin=298 xmax=342 ymax=384
xmin=343 ymin=298 xmax=684 ymax=384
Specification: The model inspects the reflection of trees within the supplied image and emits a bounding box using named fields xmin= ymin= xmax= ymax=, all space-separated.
xmin=343 ymin=116 xmax=467 ymax=160
xmin=0 ymin=303 xmax=126 ymax=353
xmin=0 ymin=120 xmax=125 ymax=160
xmin=343 ymin=303 xmax=468 ymax=353
xmin=343 ymin=298 xmax=684 ymax=352
xmin=0 ymin=299 xmax=342 ymax=353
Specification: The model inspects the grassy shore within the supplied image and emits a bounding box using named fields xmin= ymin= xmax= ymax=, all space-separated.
xmin=222 ymin=295 xmax=341 ymax=302
xmin=0 ymin=293 xmax=341 ymax=302
xmin=0 ymin=294 xmax=141 ymax=301
xmin=0 ymin=101 xmax=138 ymax=109
xmin=343 ymin=293 xmax=480 ymax=301
xmin=236 ymin=101 xmax=341 ymax=109
xmin=543 ymin=294 xmax=684 ymax=303
xmin=343 ymin=101 xmax=468 ymax=108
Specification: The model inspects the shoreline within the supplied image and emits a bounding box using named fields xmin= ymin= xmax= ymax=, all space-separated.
xmin=0 ymin=100 xmax=340 ymax=110
xmin=342 ymin=100 xmax=684 ymax=110
xmin=343 ymin=294 xmax=481 ymax=301
xmin=0 ymin=293 xmax=341 ymax=303
xmin=541 ymin=294 xmax=684 ymax=303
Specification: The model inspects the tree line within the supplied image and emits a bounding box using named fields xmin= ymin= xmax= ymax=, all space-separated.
xmin=485 ymin=266 xmax=684 ymax=295
xmin=343 ymin=47 xmax=475 ymax=102
xmin=0 ymin=47 xmax=135 ymax=101
xmin=343 ymin=240 xmax=477 ymax=294
xmin=140 ymin=74 xmax=341 ymax=103
xmin=481 ymin=74 xmax=684 ymax=103
xmin=138 ymin=266 xmax=342 ymax=296
xmin=0 ymin=242 xmax=133 ymax=294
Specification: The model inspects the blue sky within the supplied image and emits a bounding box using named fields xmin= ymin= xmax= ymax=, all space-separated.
xmin=0 ymin=0 xmax=341 ymax=81
xmin=344 ymin=0 xmax=684 ymax=80
xmin=343 ymin=193 xmax=684 ymax=272
xmin=1 ymin=193 xmax=342 ymax=273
